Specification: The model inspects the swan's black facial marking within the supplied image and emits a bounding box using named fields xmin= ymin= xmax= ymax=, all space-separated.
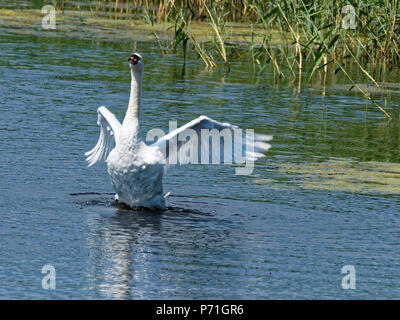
xmin=128 ymin=54 xmax=140 ymax=65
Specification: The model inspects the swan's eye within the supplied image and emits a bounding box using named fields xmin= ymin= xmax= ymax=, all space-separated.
xmin=128 ymin=54 xmax=140 ymax=65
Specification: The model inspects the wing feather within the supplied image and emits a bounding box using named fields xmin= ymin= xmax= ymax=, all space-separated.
xmin=151 ymin=115 xmax=272 ymax=169
xmin=85 ymin=106 xmax=121 ymax=167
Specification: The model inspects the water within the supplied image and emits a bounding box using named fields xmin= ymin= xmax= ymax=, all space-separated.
xmin=1 ymin=29 xmax=400 ymax=299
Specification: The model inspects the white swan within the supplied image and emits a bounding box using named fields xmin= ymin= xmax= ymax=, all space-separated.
xmin=85 ymin=53 xmax=272 ymax=210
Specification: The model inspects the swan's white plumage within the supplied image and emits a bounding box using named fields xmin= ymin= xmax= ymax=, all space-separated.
xmin=151 ymin=115 xmax=272 ymax=167
xmin=106 ymin=139 xmax=166 ymax=209
xmin=85 ymin=53 xmax=272 ymax=210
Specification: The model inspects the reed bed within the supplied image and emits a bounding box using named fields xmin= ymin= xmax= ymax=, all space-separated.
xmin=52 ymin=0 xmax=400 ymax=118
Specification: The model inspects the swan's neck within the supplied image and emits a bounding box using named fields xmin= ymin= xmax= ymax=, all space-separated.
xmin=122 ymin=69 xmax=142 ymax=139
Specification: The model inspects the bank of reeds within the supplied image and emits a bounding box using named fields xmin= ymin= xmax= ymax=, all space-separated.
xmin=52 ymin=0 xmax=400 ymax=118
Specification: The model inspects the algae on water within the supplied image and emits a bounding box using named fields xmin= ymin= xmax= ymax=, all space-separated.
xmin=272 ymin=159 xmax=400 ymax=194
xmin=0 ymin=9 xmax=269 ymax=44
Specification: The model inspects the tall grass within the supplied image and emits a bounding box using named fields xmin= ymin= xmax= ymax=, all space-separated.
xmin=53 ymin=0 xmax=400 ymax=118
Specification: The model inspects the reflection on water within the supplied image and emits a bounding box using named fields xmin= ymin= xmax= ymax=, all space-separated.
xmin=86 ymin=208 xmax=162 ymax=299
xmin=78 ymin=193 xmax=229 ymax=299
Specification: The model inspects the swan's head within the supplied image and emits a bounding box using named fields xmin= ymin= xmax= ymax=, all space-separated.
xmin=128 ymin=53 xmax=143 ymax=72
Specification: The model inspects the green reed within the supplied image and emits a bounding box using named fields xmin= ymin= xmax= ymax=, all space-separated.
xmin=53 ymin=0 xmax=400 ymax=118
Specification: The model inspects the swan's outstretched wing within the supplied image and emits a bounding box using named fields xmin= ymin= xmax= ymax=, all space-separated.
xmin=150 ymin=115 xmax=272 ymax=171
xmin=85 ymin=106 xmax=121 ymax=167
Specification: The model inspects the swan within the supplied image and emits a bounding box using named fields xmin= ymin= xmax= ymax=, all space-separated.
xmin=85 ymin=53 xmax=272 ymax=210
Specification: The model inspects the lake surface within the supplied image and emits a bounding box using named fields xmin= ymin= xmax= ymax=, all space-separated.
xmin=1 ymin=27 xmax=400 ymax=299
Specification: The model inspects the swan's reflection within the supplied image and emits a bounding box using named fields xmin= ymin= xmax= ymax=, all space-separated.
xmin=86 ymin=208 xmax=163 ymax=299
xmin=84 ymin=196 xmax=235 ymax=300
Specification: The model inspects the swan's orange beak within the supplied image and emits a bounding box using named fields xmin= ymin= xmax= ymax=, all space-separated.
xmin=128 ymin=55 xmax=140 ymax=65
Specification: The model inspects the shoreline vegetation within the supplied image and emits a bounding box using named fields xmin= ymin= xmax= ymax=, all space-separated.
xmin=2 ymin=0 xmax=400 ymax=118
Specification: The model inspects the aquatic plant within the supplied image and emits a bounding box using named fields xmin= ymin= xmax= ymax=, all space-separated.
xmin=51 ymin=0 xmax=400 ymax=117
